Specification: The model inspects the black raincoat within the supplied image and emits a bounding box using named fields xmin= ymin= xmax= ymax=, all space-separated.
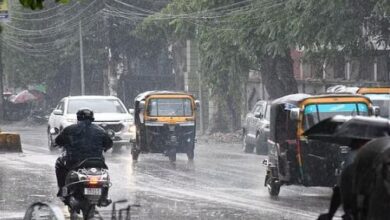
xmin=55 ymin=120 xmax=113 ymax=164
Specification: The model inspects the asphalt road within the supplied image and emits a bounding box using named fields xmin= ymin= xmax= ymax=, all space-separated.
xmin=0 ymin=122 xmax=338 ymax=219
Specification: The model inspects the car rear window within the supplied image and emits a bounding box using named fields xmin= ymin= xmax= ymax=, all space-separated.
xmin=67 ymin=99 xmax=127 ymax=114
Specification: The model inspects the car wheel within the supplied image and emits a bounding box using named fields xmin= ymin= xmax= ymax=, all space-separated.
xmin=255 ymin=134 xmax=267 ymax=155
xmin=47 ymin=128 xmax=55 ymax=151
xmin=243 ymin=133 xmax=254 ymax=153
xmin=266 ymin=178 xmax=281 ymax=196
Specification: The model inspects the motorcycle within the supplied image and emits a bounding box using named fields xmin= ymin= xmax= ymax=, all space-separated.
xmin=50 ymin=128 xmax=114 ymax=220
xmin=59 ymin=158 xmax=111 ymax=220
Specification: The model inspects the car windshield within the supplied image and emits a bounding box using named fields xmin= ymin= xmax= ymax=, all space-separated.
xmin=364 ymin=94 xmax=390 ymax=118
xmin=303 ymin=102 xmax=369 ymax=130
xmin=147 ymin=98 xmax=193 ymax=117
xmin=67 ymin=99 xmax=127 ymax=114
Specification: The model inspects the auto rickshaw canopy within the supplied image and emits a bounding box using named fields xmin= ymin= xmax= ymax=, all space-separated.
xmin=357 ymin=87 xmax=390 ymax=95
xmin=269 ymin=93 xmax=373 ymax=143
xmin=135 ymin=90 xmax=196 ymax=103
xmin=269 ymin=93 xmax=312 ymax=143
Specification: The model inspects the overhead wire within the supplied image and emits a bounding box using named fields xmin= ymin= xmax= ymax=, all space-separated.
xmin=10 ymin=1 xmax=64 ymax=15
xmin=103 ymin=0 xmax=280 ymax=22
xmin=5 ymin=14 xmax=103 ymax=52
xmin=3 ymin=4 xmax=104 ymax=56
xmin=103 ymin=0 xmax=256 ymax=20
xmin=3 ymin=0 xmax=100 ymax=34
xmin=10 ymin=2 xmax=80 ymax=21
xmin=2 ymin=0 xmax=287 ymax=57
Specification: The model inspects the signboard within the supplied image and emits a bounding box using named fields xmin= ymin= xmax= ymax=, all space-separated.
xmin=0 ymin=0 xmax=9 ymax=21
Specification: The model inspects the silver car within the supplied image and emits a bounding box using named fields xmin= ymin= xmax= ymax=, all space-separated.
xmin=47 ymin=96 xmax=136 ymax=151
xmin=242 ymin=100 xmax=271 ymax=155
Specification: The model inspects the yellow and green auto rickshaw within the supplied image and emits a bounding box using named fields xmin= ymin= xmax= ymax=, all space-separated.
xmin=264 ymin=93 xmax=377 ymax=196
xmin=132 ymin=91 xmax=199 ymax=162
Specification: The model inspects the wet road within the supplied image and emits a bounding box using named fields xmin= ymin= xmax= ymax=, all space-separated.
xmin=0 ymin=123 xmax=337 ymax=219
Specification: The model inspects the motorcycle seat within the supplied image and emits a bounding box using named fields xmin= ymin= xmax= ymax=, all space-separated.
xmin=71 ymin=157 xmax=108 ymax=170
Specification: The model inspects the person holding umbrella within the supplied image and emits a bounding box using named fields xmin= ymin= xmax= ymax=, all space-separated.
xmin=317 ymin=139 xmax=368 ymax=220
xmin=304 ymin=116 xmax=390 ymax=220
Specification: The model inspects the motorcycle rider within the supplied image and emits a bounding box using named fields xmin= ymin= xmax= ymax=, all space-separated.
xmin=54 ymin=108 xmax=113 ymax=200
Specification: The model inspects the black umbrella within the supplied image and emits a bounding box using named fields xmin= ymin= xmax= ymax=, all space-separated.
xmin=303 ymin=116 xmax=390 ymax=146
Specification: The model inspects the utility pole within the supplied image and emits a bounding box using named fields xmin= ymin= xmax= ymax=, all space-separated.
xmin=0 ymin=42 xmax=4 ymax=122
xmin=79 ymin=20 xmax=85 ymax=95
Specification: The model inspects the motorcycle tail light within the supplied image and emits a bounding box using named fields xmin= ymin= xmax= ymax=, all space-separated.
xmin=88 ymin=176 xmax=100 ymax=185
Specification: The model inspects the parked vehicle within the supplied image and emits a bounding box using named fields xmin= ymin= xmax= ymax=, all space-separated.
xmin=47 ymin=96 xmax=136 ymax=151
xmin=132 ymin=91 xmax=199 ymax=162
xmin=242 ymin=100 xmax=270 ymax=155
xmin=264 ymin=93 xmax=378 ymax=196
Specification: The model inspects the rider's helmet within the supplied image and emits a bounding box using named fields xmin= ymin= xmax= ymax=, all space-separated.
xmin=76 ymin=108 xmax=95 ymax=122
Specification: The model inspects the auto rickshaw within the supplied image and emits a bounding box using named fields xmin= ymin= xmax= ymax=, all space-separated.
xmin=357 ymin=87 xmax=390 ymax=118
xmin=327 ymin=85 xmax=390 ymax=118
xmin=132 ymin=91 xmax=199 ymax=162
xmin=264 ymin=93 xmax=378 ymax=196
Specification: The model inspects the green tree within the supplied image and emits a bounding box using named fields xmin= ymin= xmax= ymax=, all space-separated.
xmin=137 ymin=0 xmax=300 ymax=131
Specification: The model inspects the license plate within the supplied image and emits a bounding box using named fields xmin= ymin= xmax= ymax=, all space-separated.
xmin=170 ymin=136 xmax=177 ymax=142
xmin=84 ymin=188 xmax=102 ymax=195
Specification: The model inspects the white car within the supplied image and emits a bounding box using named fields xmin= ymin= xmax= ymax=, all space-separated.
xmin=47 ymin=96 xmax=136 ymax=151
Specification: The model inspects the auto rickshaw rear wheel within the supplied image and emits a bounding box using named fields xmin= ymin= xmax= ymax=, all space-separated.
xmin=168 ymin=148 xmax=176 ymax=162
xmin=266 ymin=178 xmax=281 ymax=196
xmin=187 ymin=147 xmax=194 ymax=160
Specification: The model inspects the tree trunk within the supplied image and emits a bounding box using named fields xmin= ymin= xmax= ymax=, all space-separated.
xmin=260 ymin=54 xmax=298 ymax=99
xmin=208 ymin=98 xmax=230 ymax=133
xmin=227 ymin=95 xmax=240 ymax=131
xmin=46 ymin=60 xmax=71 ymax=107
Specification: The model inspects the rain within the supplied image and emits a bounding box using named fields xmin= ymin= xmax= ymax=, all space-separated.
xmin=1 ymin=0 xmax=390 ymax=220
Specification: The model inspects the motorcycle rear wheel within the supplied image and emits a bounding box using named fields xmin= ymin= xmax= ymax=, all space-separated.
xmin=82 ymin=205 xmax=96 ymax=220
xmin=69 ymin=208 xmax=79 ymax=220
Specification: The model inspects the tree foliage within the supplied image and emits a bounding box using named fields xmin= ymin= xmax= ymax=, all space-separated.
xmin=19 ymin=0 xmax=69 ymax=10
xmin=15 ymin=0 xmax=390 ymax=130
xmin=135 ymin=0 xmax=390 ymax=131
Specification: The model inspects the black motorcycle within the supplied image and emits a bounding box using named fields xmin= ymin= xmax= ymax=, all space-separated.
xmin=59 ymin=158 xmax=111 ymax=220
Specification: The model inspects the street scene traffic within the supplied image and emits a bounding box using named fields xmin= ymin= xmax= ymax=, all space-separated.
xmin=1 ymin=123 xmax=336 ymax=220
xmin=1 ymin=0 xmax=390 ymax=220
